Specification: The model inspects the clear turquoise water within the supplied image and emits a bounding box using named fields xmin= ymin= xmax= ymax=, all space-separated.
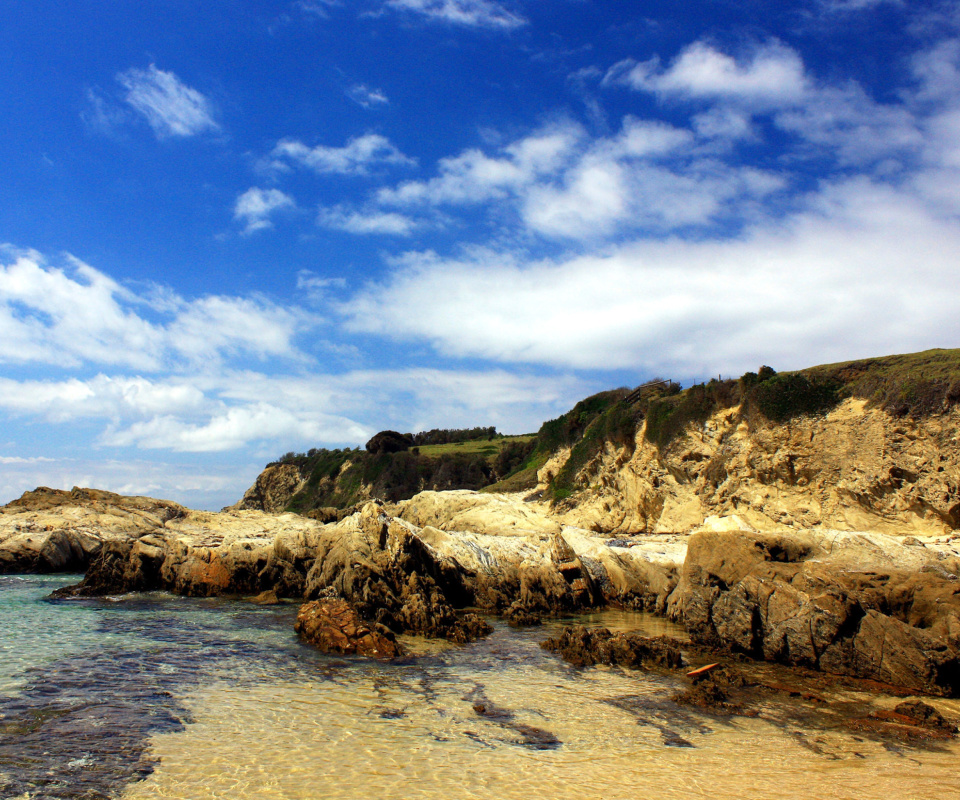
xmin=2 ymin=574 xmax=959 ymax=800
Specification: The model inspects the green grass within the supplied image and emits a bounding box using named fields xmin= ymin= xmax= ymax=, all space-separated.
xmin=415 ymin=434 xmax=536 ymax=461
xmin=801 ymin=348 xmax=960 ymax=417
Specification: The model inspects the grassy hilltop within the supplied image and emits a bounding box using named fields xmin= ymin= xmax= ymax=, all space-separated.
xmin=266 ymin=348 xmax=960 ymax=514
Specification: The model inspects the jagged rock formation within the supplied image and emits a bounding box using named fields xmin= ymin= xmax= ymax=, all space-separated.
xmin=37 ymin=491 xmax=633 ymax=641
xmin=556 ymin=399 xmax=960 ymax=536
xmin=229 ymin=463 xmax=310 ymax=513
xmin=669 ymin=529 xmax=960 ymax=695
xmin=7 ymin=481 xmax=960 ymax=693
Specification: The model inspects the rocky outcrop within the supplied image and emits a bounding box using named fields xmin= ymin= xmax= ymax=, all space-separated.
xmin=0 ymin=487 xmax=186 ymax=573
xmin=228 ymin=463 xmax=307 ymax=513
xmin=41 ymin=491 xmax=643 ymax=641
xmin=555 ymin=400 xmax=960 ymax=536
xmin=401 ymin=491 xmax=685 ymax=613
xmin=670 ymin=529 xmax=960 ymax=695
xmin=295 ymin=598 xmax=403 ymax=658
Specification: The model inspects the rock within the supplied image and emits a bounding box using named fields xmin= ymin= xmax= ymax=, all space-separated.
xmin=295 ymin=598 xmax=402 ymax=658
xmin=672 ymin=679 xmax=732 ymax=711
xmin=552 ymin=399 xmax=960 ymax=537
xmin=672 ymin=529 xmax=960 ymax=695
xmin=503 ymin=602 xmax=542 ymax=627
xmin=302 ymin=503 xmax=492 ymax=642
xmin=540 ymin=625 xmax=684 ymax=670
xmin=227 ymin=463 xmax=306 ymax=513
xmin=1 ymin=487 xmax=186 ymax=574
xmin=248 ymin=589 xmax=281 ymax=605
xmin=892 ymin=698 xmax=958 ymax=733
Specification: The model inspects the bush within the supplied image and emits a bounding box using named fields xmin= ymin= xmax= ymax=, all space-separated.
xmin=746 ymin=372 xmax=842 ymax=423
xmin=643 ymin=380 xmax=738 ymax=450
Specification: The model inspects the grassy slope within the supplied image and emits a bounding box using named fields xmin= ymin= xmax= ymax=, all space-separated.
xmin=415 ymin=435 xmax=536 ymax=460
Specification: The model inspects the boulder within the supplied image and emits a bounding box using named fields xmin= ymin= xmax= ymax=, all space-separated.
xmin=296 ymin=598 xmax=402 ymax=658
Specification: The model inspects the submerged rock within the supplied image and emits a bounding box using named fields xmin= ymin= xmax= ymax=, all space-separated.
xmin=540 ymin=625 xmax=684 ymax=670
xmin=296 ymin=598 xmax=403 ymax=659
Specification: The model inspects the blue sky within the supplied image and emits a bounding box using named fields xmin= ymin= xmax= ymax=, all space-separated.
xmin=3 ymin=0 xmax=960 ymax=509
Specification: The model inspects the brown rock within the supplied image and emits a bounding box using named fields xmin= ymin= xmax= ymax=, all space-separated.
xmin=295 ymin=598 xmax=402 ymax=659
xmin=540 ymin=625 xmax=683 ymax=670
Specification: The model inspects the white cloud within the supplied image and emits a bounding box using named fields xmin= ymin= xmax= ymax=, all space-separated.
xmin=0 ymin=248 xmax=308 ymax=371
xmin=0 ymin=375 xmax=206 ymax=423
xmin=818 ymin=0 xmax=902 ymax=11
xmin=375 ymin=117 xmax=783 ymax=239
xmin=319 ymin=205 xmax=419 ymax=235
xmin=340 ymin=176 xmax=960 ymax=375
xmin=101 ymin=403 xmax=369 ymax=453
xmin=0 ymin=249 xmax=164 ymax=369
xmin=347 ymin=84 xmax=389 ymax=108
xmin=385 ymin=0 xmax=526 ymax=29
xmin=167 ymin=295 xmax=305 ymax=362
xmin=270 ymin=133 xmax=415 ymax=175
xmin=606 ymin=41 xmax=809 ymax=107
xmin=116 ymin=64 xmax=219 ymax=138
xmin=234 ymin=187 xmax=296 ymax=233
xmin=377 ymin=123 xmax=584 ymax=206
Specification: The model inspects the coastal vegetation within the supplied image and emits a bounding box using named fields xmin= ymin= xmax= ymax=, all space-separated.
xmin=256 ymin=348 xmax=960 ymax=512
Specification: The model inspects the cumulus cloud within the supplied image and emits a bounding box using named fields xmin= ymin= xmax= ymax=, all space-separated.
xmin=385 ymin=0 xmax=526 ymax=30
xmin=234 ymin=187 xmax=296 ymax=233
xmin=0 ymin=248 xmax=307 ymax=371
xmin=375 ymin=117 xmax=783 ymax=239
xmin=378 ymin=124 xmax=583 ymax=206
xmin=269 ymin=133 xmax=415 ymax=175
xmin=605 ymin=41 xmax=809 ymax=108
xmin=340 ymin=175 xmax=960 ymax=375
xmin=116 ymin=65 xmax=219 ymax=138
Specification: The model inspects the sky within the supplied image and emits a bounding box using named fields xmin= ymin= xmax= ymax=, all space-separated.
xmin=3 ymin=0 xmax=960 ymax=509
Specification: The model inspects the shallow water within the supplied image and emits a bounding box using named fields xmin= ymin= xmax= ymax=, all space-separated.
xmin=2 ymin=575 xmax=958 ymax=800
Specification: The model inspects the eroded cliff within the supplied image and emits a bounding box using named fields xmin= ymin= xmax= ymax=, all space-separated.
xmin=554 ymin=399 xmax=960 ymax=537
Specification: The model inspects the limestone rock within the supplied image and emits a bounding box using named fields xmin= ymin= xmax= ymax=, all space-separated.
xmin=0 ymin=487 xmax=186 ymax=573
xmin=555 ymin=400 xmax=960 ymax=536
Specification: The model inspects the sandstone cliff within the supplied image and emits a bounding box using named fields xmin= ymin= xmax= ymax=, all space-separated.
xmin=553 ymin=399 xmax=960 ymax=537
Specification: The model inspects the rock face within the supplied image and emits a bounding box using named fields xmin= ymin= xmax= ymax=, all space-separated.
xmin=295 ymin=598 xmax=402 ymax=658
xmin=228 ymin=463 xmax=307 ymax=513
xmin=401 ymin=491 xmax=685 ymax=614
xmin=671 ymin=529 xmax=960 ymax=695
xmin=556 ymin=399 xmax=960 ymax=536
xmin=41 ymin=491 xmax=643 ymax=642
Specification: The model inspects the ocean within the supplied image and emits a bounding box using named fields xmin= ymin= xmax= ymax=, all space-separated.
xmin=2 ymin=574 xmax=958 ymax=800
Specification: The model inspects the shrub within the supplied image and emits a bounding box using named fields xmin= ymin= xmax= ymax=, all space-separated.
xmin=746 ymin=372 xmax=842 ymax=423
